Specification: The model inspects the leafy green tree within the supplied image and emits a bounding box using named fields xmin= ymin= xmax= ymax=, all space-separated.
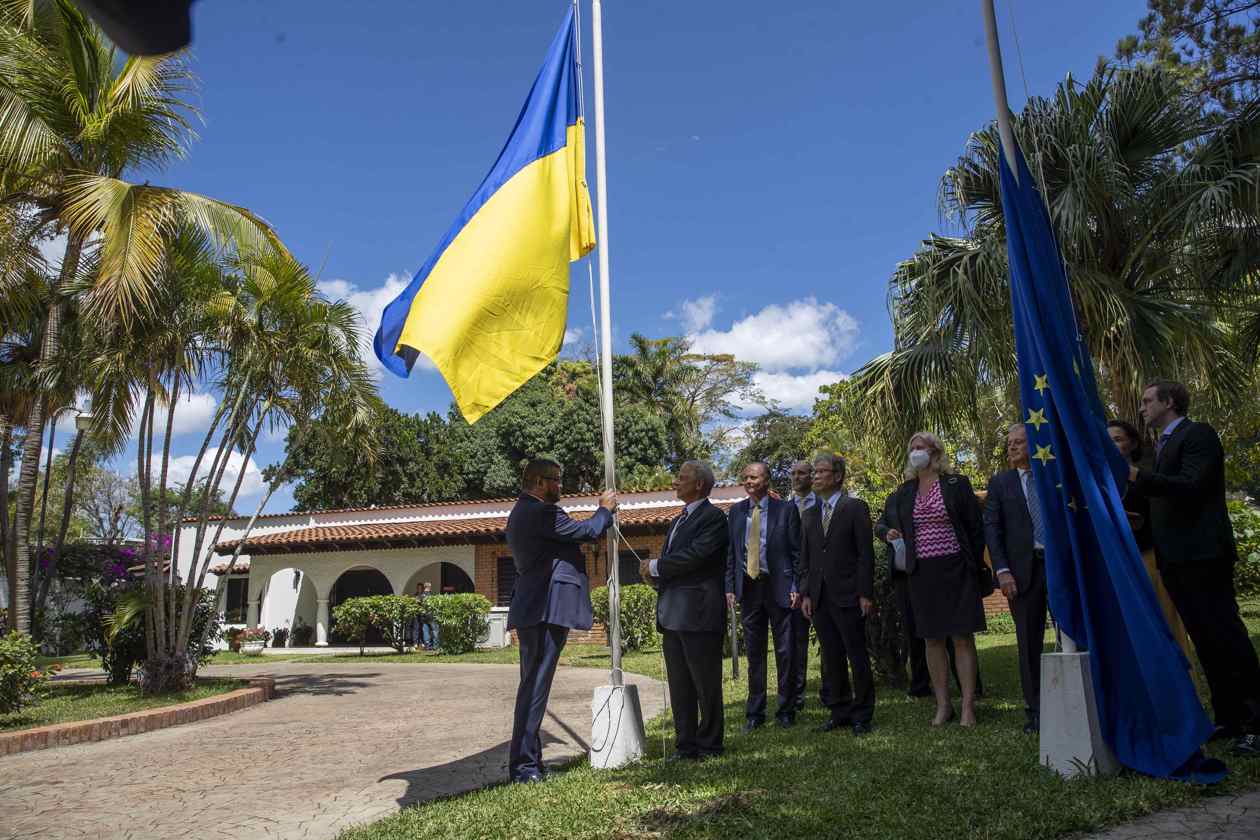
xmin=846 ymin=65 xmax=1259 ymax=484
xmin=331 ymin=597 xmax=375 ymax=657
xmin=733 ymin=410 xmax=812 ymax=494
xmin=280 ymin=405 xmax=463 ymax=511
xmin=1116 ymin=1 xmax=1260 ymax=116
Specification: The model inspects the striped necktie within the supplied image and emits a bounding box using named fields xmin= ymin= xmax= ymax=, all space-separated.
xmin=822 ymin=499 xmax=834 ymax=533
xmin=1023 ymin=470 xmax=1046 ymax=546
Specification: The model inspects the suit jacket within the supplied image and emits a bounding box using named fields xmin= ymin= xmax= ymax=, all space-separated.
xmin=1134 ymin=419 xmax=1238 ymax=569
xmin=796 ymin=494 xmax=876 ymax=607
xmin=655 ymin=499 xmax=729 ymax=634
xmin=505 ymin=494 xmax=612 ymax=631
xmin=983 ymin=469 xmax=1038 ymax=592
xmin=875 ymin=475 xmax=985 ymax=575
xmin=724 ymin=495 xmax=801 ymax=608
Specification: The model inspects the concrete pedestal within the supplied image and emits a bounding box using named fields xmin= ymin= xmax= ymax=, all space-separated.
xmin=590 ymin=684 xmax=646 ymax=770
xmin=1039 ymin=652 xmax=1120 ymax=778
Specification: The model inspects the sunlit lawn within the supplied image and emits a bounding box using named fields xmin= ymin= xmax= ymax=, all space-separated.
xmin=0 ymin=679 xmax=245 ymax=732
xmin=329 ymin=603 xmax=1260 ymax=840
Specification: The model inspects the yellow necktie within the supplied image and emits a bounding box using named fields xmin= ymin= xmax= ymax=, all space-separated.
xmin=747 ymin=503 xmax=761 ymax=579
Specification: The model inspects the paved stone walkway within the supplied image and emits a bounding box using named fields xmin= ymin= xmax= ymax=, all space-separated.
xmin=0 ymin=662 xmax=664 ymax=840
xmin=1080 ymin=788 xmax=1260 ymax=840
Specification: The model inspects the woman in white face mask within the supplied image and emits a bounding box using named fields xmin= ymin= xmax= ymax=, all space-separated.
xmin=875 ymin=431 xmax=988 ymax=727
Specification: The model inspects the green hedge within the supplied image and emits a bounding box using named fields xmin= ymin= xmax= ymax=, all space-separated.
xmin=1 ymin=631 xmax=49 ymax=714
xmin=427 ymin=593 xmax=492 ymax=655
xmin=590 ymin=584 xmax=658 ymax=652
xmin=1230 ymin=500 xmax=1260 ymax=595
xmin=330 ymin=595 xmax=426 ymax=654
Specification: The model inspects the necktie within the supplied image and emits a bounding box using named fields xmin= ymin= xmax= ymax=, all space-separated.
xmin=795 ymin=496 xmax=807 ymax=515
xmin=746 ymin=503 xmax=761 ymax=579
xmin=666 ymin=509 xmax=688 ymax=552
xmin=822 ymin=499 xmax=834 ymax=534
xmin=1024 ymin=471 xmax=1046 ymax=546
xmin=1156 ymin=432 xmax=1170 ymax=463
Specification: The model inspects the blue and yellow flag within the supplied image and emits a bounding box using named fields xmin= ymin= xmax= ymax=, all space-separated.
xmin=374 ymin=9 xmax=595 ymax=422
xmin=999 ymin=142 xmax=1218 ymax=779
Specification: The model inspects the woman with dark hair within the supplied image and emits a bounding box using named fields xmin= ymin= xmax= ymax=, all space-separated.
xmin=1107 ymin=419 xmax=1194 ymax=668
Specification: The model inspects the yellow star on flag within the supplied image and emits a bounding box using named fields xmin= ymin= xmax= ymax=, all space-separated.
xmin=1033 ymin=373 xmax=1049 ymax=395
xmin=1026 ymin=408 xmax=1048 ymax=432
xmin=1033 ymin=443 xmax=1056 ymax=466
xmin=1067 ymin=496 xmax=1078 ymax=512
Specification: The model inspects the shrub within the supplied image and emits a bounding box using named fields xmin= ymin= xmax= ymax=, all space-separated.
xmin=82 ymin=580 xmax=222 ymax=684
xmin=591 ymin=584 xmax=658 ymax=652
xmin=427 ymin=593 xmax=491 ymax=655
xmin=0 ymin=630 xmax=53 ymax=713
xmin=332 ymin=598 xmax=375 ymax=656
xmin=291 ymin=618 xmax=315 ymax=647
xmin=1229 ymin=500 xmax=1260 ymax=595
xmin=223 ymin=627 xmax=245 ymax=653
xmin=332 ymin=595 xmax=426 ymax=654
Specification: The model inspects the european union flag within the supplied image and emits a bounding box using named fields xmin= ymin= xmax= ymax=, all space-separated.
xmin=999 ymin=142 xmax=1215 ymax=778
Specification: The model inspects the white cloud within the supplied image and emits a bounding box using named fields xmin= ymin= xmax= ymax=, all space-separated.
xmin=319 ymin=274 xmax=436 ymax=378
xmin=750 ymin=370 xmax=848 ymax=411
xmin=563 ymin=327 xmax=584 ymax=346
xmin=160 ymin=447 xmax=265 ymax=499
xmin=164 ymin=392 xmax=219 ymax=437
xmin=664 ymin=295 xmax=718 ymax=333
xmin=688 ymin=298 xmax=859 ymax=373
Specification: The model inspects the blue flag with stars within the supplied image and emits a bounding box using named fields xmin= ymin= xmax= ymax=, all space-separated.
xmin=999 ymin=142 xmax=1214 ymax=778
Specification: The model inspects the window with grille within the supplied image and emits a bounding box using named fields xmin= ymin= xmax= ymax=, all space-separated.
xmin=496 ymin=557 xmax=517 ymax=607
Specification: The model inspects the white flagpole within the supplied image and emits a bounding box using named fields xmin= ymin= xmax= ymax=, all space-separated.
xmin=590 ymin=0 xmax=623 ymax=685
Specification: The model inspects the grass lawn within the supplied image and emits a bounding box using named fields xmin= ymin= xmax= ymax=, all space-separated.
xmin=0 ymin=679 xmax=245 ymax=732
xmin=333 ymin=602 xmax=1260 ymax=840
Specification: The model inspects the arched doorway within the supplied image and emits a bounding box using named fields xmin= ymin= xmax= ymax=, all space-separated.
xmin=329 ymin=568 xmax=392 ymax=645
xmin=405 ymin=562 xmax=475 ymax=597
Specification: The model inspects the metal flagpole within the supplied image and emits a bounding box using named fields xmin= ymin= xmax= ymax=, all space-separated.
xmin=586 ymin=0 xmax=646 ymax=770
xmin=590 ymin=0 xmax=622 ymax=686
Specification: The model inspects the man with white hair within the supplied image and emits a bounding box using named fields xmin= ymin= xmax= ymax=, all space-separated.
xmin=642 ymin=460 xmax=730 ymax=760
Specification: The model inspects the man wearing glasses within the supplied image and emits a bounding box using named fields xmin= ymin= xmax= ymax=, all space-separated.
xmin=505 ymin=458 xmax=617 ymax=783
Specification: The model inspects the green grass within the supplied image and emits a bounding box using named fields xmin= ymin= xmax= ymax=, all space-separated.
xmin=335 ymin=605 xmax=1260 ymax=840
xmin=0 ymin=679 xmax=245 ymax=732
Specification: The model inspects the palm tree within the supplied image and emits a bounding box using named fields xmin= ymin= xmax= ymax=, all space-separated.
xmin=0 ymin=1 xmax=288 ymax=632
xmin=846 ymin=65 xmax=1260 ymax=458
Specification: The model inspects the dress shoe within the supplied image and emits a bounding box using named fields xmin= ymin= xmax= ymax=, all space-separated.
xmin=1023 ymin=713 xmax=1040 ymax=735
xmin=742 ymin=719 xmax=764 ymax=735
xmin=775 ymin=713 xmax=795 ymax=729
xmin=1232 ymin=734 xmax=1260 ymax=756
xmin=815 ymin=717 xmax=850 ymax=733
xmin=509 ymin=773 xmax=544 ymax=784
xmin=793 ymin=697 xmax=805 ymax=712
xmin=665 ymin=751 xmax=699 ymax=763
xmin=851 ymin=721 xmax=873 ymax=737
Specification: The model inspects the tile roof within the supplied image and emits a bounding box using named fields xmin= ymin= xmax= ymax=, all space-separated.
xmin=213 ymin=499 xmax=738 ymax=557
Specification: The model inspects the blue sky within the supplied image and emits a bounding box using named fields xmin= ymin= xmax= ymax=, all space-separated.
xmin=85 ymin=0 xmax=1145 ymax=514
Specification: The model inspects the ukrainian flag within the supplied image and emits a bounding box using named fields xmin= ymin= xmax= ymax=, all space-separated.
xmin=374 ymin=8 xmax=595 ymax=422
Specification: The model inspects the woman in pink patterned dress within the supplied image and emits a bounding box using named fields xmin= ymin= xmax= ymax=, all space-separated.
xmin=876 ymin=432 xmax=987 ymax=727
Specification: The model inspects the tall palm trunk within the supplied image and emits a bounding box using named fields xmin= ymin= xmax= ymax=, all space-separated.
xmin=12 ymin=234 xmax=82 ymax=632
xmin=33 ymin=425 xmax=85 ymax=618
xmin=1 ymin=420 xmax=14 ymax=624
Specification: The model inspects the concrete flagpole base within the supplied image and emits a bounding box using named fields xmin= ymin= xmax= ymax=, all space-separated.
xmin=590 ymin=684 xmax=646 ymax=769
xmin=1039 ymin=652 xmax=1120 ymax=778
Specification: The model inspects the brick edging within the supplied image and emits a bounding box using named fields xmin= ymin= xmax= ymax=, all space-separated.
xmin=0 ymin=676 xmax=275 ymax=757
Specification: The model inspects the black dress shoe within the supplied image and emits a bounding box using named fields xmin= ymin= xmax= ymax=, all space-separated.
xmin=509 ymin=774 xmax=544 ymax=784
xmin=665 ymin=751 xmax=699 ymax=763
xmin=742 ymin=719 xmax=764 ymax=735
xmin=816 ymin=717 xmax=850 ymax=733
xmin=1023 ymin=713 xmax=1040 ymax=735
xmin=793 ymin=697 xmax=805 ymax=712
xmin=852 ymin=721 xmax=873 ymax=737
xmin=775 ymin=713 xmax=795 ymax=729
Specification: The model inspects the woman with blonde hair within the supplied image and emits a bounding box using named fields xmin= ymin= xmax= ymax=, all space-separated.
xmin=876 ymin=432 xmax=987 ymax=726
